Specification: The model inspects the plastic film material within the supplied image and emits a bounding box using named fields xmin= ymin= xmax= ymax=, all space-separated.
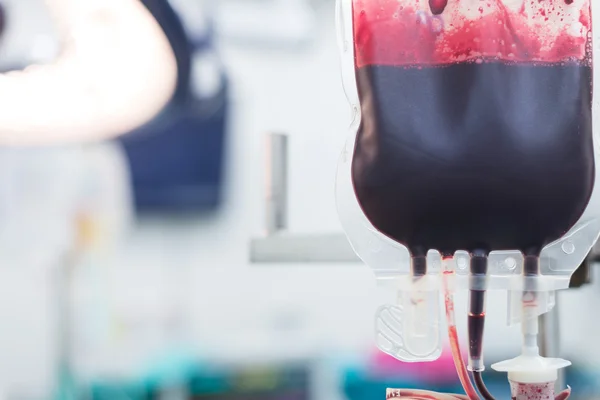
xmin=335 ymin=0 xmax=600 ymax=344
xmin=375 ymin=286 xmax=442 ymax=362
xmin=507 ymin=290 xmax=556 ymax=325
xmin=442 ymin=258 xmax=480 ymax=399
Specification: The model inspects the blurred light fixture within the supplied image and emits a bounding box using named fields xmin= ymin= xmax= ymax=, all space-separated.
xmin=0 ymin=0 xmax=177 ymax=145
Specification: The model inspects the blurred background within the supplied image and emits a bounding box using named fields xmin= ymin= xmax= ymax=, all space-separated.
xmin=0 ymin=0 xmax=598 ymax=399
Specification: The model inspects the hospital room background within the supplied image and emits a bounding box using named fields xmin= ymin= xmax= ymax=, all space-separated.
xmin=0 ymin=0 xmax=598 ymax=399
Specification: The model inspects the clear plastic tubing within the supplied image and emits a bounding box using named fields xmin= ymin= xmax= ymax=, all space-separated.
xmin=384 ymin=257 xmax=480 ymax=400
xmin=386 ymin=388 xmax=468 ymax=399
xmin=442 ymin=256 xmax=479 ymax=400
xmin=467 ymin=250 xmax=488 ymax=373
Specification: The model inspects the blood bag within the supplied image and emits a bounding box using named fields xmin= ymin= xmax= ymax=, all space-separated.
xmin=335 ymin=0 xmax=600 ymax=362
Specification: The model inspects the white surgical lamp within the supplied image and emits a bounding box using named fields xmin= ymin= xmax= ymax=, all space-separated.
xmin=0 ymin=0 xmax=177 ymax=145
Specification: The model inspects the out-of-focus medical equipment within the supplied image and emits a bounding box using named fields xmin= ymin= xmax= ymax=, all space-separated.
xmin=335 ymin=0 xmax=600 ymax=398
xmin=117 ymin=0 xmax=230 ymax=212
xmin=0 ymin=0 xmax=177 ymax=144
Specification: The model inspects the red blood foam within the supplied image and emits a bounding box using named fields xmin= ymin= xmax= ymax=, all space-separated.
xmin=352 ymin=0 xmax=591 ymax=68
xmin=510 ymin=381 xmax=555 ymax=400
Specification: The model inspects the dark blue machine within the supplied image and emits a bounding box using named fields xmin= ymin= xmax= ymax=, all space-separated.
xmin=117 ymin=0 xmax=229 ymax=212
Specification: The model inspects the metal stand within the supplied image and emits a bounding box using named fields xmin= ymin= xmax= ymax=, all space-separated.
xmin=249 ymin=133 xmax=360 ymax=263
xmin=265 ymin=133 xmax=288 ymax=236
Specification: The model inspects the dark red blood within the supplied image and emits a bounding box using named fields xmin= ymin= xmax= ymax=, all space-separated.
xmin=428 ymin=0 xmax=447 ymax=15
xmin=352 ymin=62 xmax=594 ymax=255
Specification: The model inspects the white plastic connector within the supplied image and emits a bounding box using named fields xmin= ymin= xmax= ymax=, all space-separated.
xmin=492 ymin=308 xmax=571 ymax=384
xmin=492 ymin=354 xmax=571 ymax=384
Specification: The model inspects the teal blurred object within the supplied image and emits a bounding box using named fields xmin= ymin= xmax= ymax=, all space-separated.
xmin=54 ymin=364 xmax=79 ymax=400
xmin=87 ymin=350 xmax=207 ymax=400
xmin=342 ymin=362 xmax=465 ymax=400
xmin=187 ymin=363 xmax=309 ymax=399
xmin=89 ymin=381 xmax=149 ymax=400
xmin=567 ymin=368 xmax=600 ymax=399
xmin=75 ymin=356 xmax=310 ymax=400
xmin=137 ymin=350 xmax=202 ymax=392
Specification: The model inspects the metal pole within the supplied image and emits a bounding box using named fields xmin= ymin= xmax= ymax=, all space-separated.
xmin=539 ymin=292 xmax=565 ymax=392
xmin=265 ymin=133 xmax=288 ymax=235
xmin=251 ymin=133 xmax=360 ymax=263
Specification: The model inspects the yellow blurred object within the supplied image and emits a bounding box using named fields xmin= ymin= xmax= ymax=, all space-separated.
xmin=235 ymin=369 xmax=278 ymax=392
xmin=75 ymin=213 xmax=99 ymax=250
